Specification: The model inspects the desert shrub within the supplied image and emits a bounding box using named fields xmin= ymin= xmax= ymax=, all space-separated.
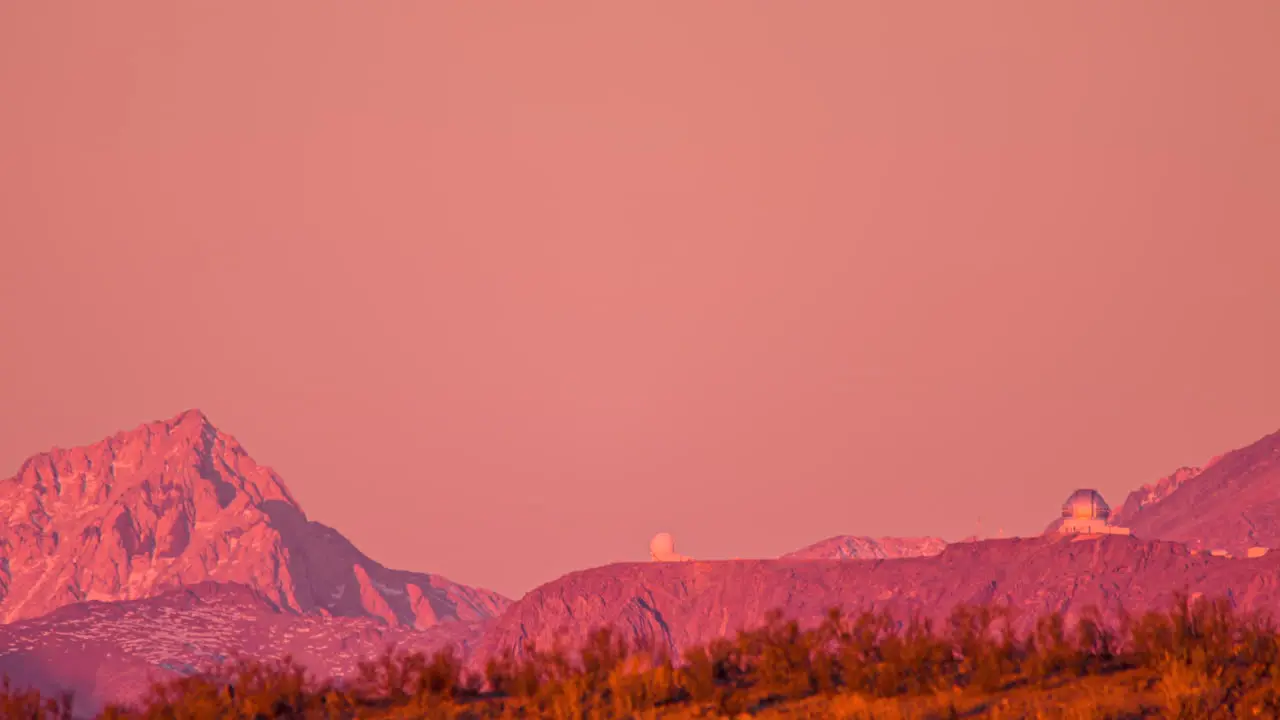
xmin=947 ymin=604 xmax=1016 ymax=692
xmin=1025 ymin=611 xmax=1076 ymax=685
xmin=357 ymin=647 xmax=418 ymax=703
xmin=0 ymin=677 xmax=73 ymax=720
xmin=1129 ymin=592 xmax=1236 ymax=671
xmin=677 ymin=643 xmax=718 ymax=703
xmin=834 ymin=609 xmax=889 ymax=694
xmin=1156 ymin=650 xmax=1224 ymax=719
xmin=739 ymin=610 xmax=815 ymax=699
xmin=482 ymin=646 xmax=541 ymax=699
xmin=833 ymin=609 xmax=955 ymax=697
xmin=604 ymin=651 xmax=680 ymax=715
xmin=419 ymin=647 xmax=465 ymax=698
xmin=679 ymin=635 xmax=742 ymax=704
xmin=121 ymin=655 xmax=333 ymax=719
xmin=1072 ymin=605 xmax=1119 ymax=676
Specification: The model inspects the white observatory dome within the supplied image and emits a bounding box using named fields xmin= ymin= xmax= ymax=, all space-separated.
xmin=649 ymin=532 xmax=691 ymax=562
xmin=650 ymin=532 xmax=676 ymax=557
xmin=1061 ymin=489 xmax=1111 ymax=520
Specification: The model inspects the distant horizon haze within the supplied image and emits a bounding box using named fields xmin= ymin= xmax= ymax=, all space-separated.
xmin=2 ymin=3 xmax=1278 ymax=598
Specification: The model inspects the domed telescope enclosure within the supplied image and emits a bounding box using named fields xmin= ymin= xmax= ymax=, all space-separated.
xmin=649 ymin=532 xmax=693 ymax=562
xmin=1057 ymin=489 xmax=1130 ymax=536
xmin=1062 ymin=489 xmax=1111 ymax=521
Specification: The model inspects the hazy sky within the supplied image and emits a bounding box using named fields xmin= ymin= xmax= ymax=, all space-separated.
xmin=2 ymin=4 xmax=1278 ymax=599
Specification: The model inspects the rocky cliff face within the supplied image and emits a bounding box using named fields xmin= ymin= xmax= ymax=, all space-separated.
xmin=1120 ymin=429 xmax=1280 ymax=555
xmin=0 ymin=410 xmax=508 ymax=627
xmin=475 ymin=535 xmax=1280 ymax=664
xmin=782 ymin=535 xmax=947 ymax=560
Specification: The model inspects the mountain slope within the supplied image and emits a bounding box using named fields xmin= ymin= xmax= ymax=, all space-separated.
xmin=0 ymin=582 xmax=489 ymax=715
xmin=1120 ymin=429 xmax=1280 ymax=554
xmin=0 ymin=410 xmax=508 ymax=626
xmin=782 ymin=535 xmax=946 ymax=560
xmin=1110 ymin=458 xmax=1223 ymax=526
xmin=474 ymin=534 xmax=1280 ymax=663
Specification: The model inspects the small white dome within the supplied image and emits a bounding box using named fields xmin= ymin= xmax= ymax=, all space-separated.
xmin=650 ymin=532 xmax=676 ymax=557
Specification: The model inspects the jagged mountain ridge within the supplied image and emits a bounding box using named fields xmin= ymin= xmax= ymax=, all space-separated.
xmin=1110 ymin=457 xmax=1224 ymax=526
xmin=1120 ymin=429 xmax=1280 ymax=555
xmin=0 ymin=410 xmax=508 ymax=627
xmin=781 ymin=535 xmax=947 ymax=560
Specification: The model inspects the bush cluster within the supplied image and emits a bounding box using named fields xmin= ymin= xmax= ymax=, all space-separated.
xmin=7 ymin=592 xmax=1280 ymax=718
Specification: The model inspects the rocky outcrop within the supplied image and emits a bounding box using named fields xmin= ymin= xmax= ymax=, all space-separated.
xmin=0 ymin=410 xmax=508 ymax=626
xmin=782 ymin=535 xmax=946 ymax=560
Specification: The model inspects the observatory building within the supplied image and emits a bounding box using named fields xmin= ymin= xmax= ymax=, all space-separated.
xmin=1057 ymin=489 xmax=1130 ymax=535
xmin=649 ymin=532 xmax=693 ymax=562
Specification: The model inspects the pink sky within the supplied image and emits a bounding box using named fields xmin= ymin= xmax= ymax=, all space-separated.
xmin=2 ymin=4 xmax=1278 ymax=598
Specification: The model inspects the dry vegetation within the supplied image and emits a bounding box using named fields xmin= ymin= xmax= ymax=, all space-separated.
xmin=8 ymin=593 xmax=1280 ymax=718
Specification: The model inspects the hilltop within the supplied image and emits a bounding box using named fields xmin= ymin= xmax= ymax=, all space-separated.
xmin=473 ymin=533 xmax=1280 ymax=666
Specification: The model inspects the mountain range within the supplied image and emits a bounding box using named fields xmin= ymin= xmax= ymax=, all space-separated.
xmin=1 ymin=409 xmax=1279 ymax=714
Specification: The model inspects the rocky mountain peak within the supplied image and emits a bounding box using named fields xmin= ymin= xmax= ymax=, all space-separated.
xmin=781 ymin=535 xmax=947 ymax=560
xmin=0 ymin=410 xmax=507 ymax=626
